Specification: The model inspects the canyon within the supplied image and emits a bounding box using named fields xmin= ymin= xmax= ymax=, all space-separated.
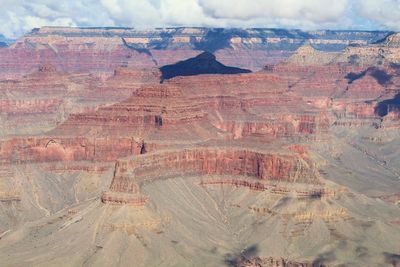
xmin=0 ymin=27 xmax=399 ymax=267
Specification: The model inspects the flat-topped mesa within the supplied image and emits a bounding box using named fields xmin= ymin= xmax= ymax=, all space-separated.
xmin=1 ymin=27 xmax=392 ymax=76
xmin=26 ymin=27 xmax=389 ymax=51
xmin=101 ymin=147 xmax=321 ymax=205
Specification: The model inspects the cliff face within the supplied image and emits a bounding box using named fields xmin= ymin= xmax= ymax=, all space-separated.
xmin=0 ymin=136 xmax=157 ymax=163
xmin=1 ymin=27 xmax=400 ymax=267
xmin=54 ymin=82 xmax=209 ymax=139
xmin=1 ymin=68 xmax=331 ymax=164
xmin=3 ymin=51 xmax=400 ymax=165
xmin=2 ymin=35 xmax=155 ymax=76
xmin=0 ymin=64 xmax=160 ymax=137
xmin=0 ymin=27 xmax=391 ymax=75
xmin=24 ymin=27 xmax=389 ymax=52
xmin=102 ymin=146 xmax=320 ymax=205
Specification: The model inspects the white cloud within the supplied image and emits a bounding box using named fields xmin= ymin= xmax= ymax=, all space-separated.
xmin=100 ymin=0 xmax=161 ymax=26
xmin=100 ymin=0 xmax=122 ymax=15
xmin=354 ymin=0 xmax=400 ymax=30
xmin=0 ymin=0 xmax=399 ymax=38
xmin=160 ymin=0 xmax=206 ymax=25
xmin=199 ymin=0 xmax=348 ymax=22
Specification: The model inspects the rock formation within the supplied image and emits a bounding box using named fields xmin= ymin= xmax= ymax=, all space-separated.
xmin=102 ymin=146 xmax=320 ymax=204
xmin=0 ymin=27 xmax=392 ymax=77
xmin=0 ymin=27 xmax=399 ymax=267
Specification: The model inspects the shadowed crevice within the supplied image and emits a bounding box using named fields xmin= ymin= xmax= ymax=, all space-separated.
xmin=159 ymin=51 xmax=251 ymax=82
xmin=375 ymin=92 xmax=400 ymax=117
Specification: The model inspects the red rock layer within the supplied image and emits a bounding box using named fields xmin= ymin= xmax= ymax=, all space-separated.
xmin=1 ymin=70 xmax=333 ymax=164
xmin=0 ymin=37 xmax=155 ymax=76
xmin=42 ymin=70 xmax=335 ymax=144
xmin=0 ymin=64 xmax=160 ymax=137
xmin=0 ymin=137 xmax=160 ymax=163
xmin=213 ymin=113 xmax=329 ymax=139
xmin=117 ymin=148 xmax=317 ymax=183
xmin=0 ymin=99 xmax=62 ymax=114
xmin=102 ymin=147 xmax=320 ymax=203
xmin=267 ymin=63 xmax=400 ymax=128
xmin=0 ymin=42 xmax=287 ymax=76
xmin=56 ymin=83 xmax=207 ymax=137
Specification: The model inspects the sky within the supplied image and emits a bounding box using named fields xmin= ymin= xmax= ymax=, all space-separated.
xmin=0 ymin=0 xmax=399 ymax=38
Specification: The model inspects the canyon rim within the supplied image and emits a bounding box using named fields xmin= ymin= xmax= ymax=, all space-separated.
xmin=0 ymin=17 xmax=399 ymax=267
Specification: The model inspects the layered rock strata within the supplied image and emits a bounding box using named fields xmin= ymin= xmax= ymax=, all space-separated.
xmin=102 ymin=147 xmax=320 ymax=204
xmin=0 ymin=27 xmax=391 ymax=76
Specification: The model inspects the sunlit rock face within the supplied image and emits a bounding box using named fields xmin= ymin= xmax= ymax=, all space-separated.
xmin=0 ymin=27 xmax=400 ymax=267
xmin=0 ymin=27 xmax=391 ymax=77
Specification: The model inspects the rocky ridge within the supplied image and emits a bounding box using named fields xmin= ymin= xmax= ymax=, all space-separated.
xmin=0 ymin=27 xmax=392 ymax=75
xmin=0 ymin=28 xmax=399 ymax=267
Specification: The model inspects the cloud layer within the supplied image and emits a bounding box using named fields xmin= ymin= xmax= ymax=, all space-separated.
xmin=0 ymin=0 xmax=399 ymax=38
